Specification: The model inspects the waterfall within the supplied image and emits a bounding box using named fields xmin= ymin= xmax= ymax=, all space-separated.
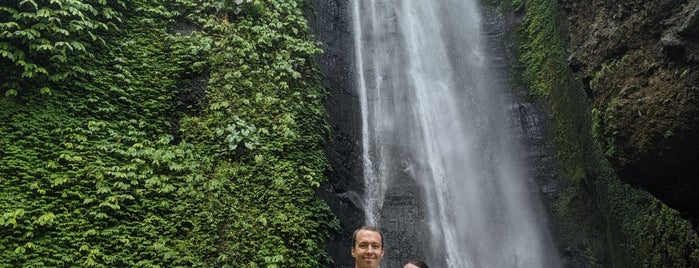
xmin=352 ymin=0 xmax=561 ymax=267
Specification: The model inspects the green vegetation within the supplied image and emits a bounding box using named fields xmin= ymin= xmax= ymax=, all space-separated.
xmin=489 ymin=0 xmax=699 ymax=267
xmin=591 ymin=101 xmax=618 ymax=158
xmin=514 ymin=0 xmax=568 ymax=99
xmin=1 ymin=0 xmax=338 ymax=267
xmin=0 ymin=0 xmax=124 ymax=96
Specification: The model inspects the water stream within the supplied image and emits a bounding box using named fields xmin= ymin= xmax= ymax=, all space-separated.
xmin=352 ymin=0 xmax=561 ymax=267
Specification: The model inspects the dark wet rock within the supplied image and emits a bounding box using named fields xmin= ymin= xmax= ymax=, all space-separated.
xmin=336 ymin=191 xmax=364 ymax=211
xmin=560 ymin=0 xmax=699 ymax=221
xmin=660 ymin=31 xmax=686 ymax=60
xmin=308 ymin=0 xmax=364 ymax=267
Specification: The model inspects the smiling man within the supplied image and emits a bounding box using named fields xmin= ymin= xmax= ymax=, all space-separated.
xmin=351 ymin=226 xmax=385 ymax=268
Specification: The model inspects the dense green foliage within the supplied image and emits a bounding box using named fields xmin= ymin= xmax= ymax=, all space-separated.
xmin=0 ymin=0 xmax=338 ymax=266
xmin=0 ymin=0 xmax=124 ymax=96
xmin=491 ymin=0 xmax=699 ymax=267
xmin=513 ymin=0 xmax=568 ymax=99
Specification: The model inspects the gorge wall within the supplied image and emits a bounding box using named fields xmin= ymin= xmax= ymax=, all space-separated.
xmin=308 ymin=0 xmax=364 ymax=266
xmin=561 ymin=0 xmax=699 ymax=223
xmin=508 ymin=0 xmax=699 ymax=266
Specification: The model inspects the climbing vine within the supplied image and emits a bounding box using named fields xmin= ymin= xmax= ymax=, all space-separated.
xmin=0 ymin=0 xmax=125 ymax=96
xmin=0 ymin=0 xmax=338 ymax=266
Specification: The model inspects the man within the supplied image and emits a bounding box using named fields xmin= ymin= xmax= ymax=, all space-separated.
xmin=351 ymin=226 xmax=384 ymax=268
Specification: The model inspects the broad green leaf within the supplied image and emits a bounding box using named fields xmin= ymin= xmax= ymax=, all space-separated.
xmin=5 ymin=88 xmax=18 ymax=97
xmin=19 ymin=0 xmax=38 ymax=10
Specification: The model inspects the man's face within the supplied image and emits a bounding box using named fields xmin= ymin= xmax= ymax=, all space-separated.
xmin=352 ymin=230 xmax=384 ymax=268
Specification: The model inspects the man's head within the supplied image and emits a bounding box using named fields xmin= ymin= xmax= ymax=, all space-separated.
xmin=351 ymin=226 xmax=384 ymax=268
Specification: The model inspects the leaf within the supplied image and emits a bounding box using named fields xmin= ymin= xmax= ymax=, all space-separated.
xmin=50 ymin=54 xmax=67 ymax=63
xmin=51 ymin=175 xmax=68 ymax=186
xmin=36 ymin=212 xmax=56 ymax=226
xmin=1 ymin=21 xmax=20 ymax=30
xmin=53 ymin=27 xmax=70 ymax=36
xmin=213 ymin=1 xmax=224 ymax=11
xmin=96 ymin=185 xmax=111 ymax=194
xmin=35 ymin=8 xmax=51 ymax=18
xmin=0 ymin=7 xmax=18 ymax=17
xmin=54 ymin=41 xmax=72 ymax=50
xmin=5 ymin=89 xmax=18 ymax=97
xmin=39 ymin=87 xmax=52 ymax=95
xmin=19 ymin=0 xmax=38 ymax=10
xmin=35 ymin=66 xmax=48 ymax=75
xmin=0 ymin=49 xmax=15 ymax=61
xmin=70 ymin=41 xmax=86 ymax=52
xmin=35 ymin=44 xmax=54 ymax=51
xmin=83 ymin=257 xmax=97 ymax=267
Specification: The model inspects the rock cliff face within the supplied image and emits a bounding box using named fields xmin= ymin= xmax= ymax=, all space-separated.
xmin=561 ymin=0 xmax=699 ymax=221
xmin=308 ymin=0 xmax=364 ymax=266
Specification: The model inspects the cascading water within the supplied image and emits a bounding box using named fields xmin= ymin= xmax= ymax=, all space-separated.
xmin=352 ymin=0 xmax=561 ymax=267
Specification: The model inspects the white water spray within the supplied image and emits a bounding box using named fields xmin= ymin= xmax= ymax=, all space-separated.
xmin=352 ymin=0 xmax=561 ymax=266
